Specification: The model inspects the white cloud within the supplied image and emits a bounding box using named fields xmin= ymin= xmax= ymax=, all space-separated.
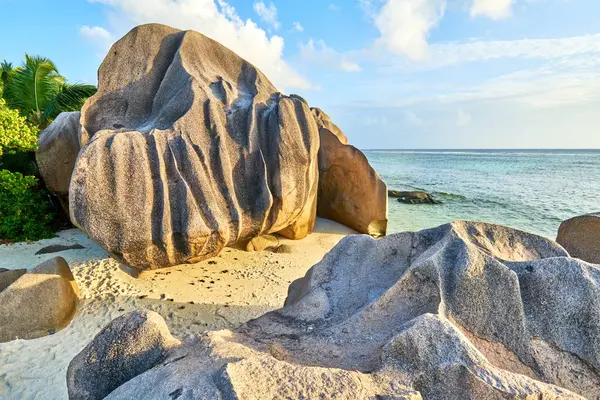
xmin=79 ymin=25 xmax=114 ymax=58
xmin=84 ymin=0 xmax=310 ymax=91
xmin=293 ymin=21 xmax=304 ymax=32
xmin=372 ymin=0 xmax=447 ymax=60
xmin=470 ymin=0 xmax=515 ymax=20
xmin=80 ymin=25 xmax=112 ymax=40
xmin=328 ymin=4 xmax=340 ymax=11
xmin=378 ymin=33 xmax=600 ymax=71
xmin=253 ymin=1 xmax=280 ymax=30
xmin=300 ymin=39 xmax=361 ymax=72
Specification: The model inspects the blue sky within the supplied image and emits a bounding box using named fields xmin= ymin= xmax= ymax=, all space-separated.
xmin=2 ymin=0 xmax=600 ymax=148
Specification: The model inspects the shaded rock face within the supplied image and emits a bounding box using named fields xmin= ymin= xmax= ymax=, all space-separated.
xmin=313 ymin=108 xmax=388 ymax=237
xmin=70 ymin=24 xmax=320 ymax=269
xmin=69 ymin=221 xmax=598 ymax=399
xmin=0 ymin=257 xmax=79 ymax=342
xmin=36 ymin=111 xmax=81 ymax=212
xmin=557 ymin=212 xmax=600 ymax=264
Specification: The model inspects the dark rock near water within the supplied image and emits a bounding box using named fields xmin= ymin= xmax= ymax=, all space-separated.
xmin=388 ymin=190 xmax=441 ymax=204
xmin=35 ymin=244 xmax=85 ymax=255
xmin=69 ymin=221 xmax=599 ymax=399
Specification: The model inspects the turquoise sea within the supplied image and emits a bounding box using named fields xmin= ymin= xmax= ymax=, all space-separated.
xmin=364 ymin=149 xmax=600 ymax=239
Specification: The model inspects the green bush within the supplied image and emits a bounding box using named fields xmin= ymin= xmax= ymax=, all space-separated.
xmin=0 ymin=98 xmax=38 ymax=157
xmin=0 ymin=170 xmax=54 ymax=241
xmin=0 ymin=99 xmax=54 ymax=241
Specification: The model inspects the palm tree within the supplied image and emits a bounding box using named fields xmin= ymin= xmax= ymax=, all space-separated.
xmin=2 ymin=55 xmax=96 ymax=127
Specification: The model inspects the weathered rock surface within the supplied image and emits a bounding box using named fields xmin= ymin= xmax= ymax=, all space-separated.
xmin=314 ymin=108 xmax=387 ymax=237
xmin=557 ymin=212 xmax=600 ymax=264
xmin=67 ymin=311 xmax=180 ymax=400
xmin=69 ymin=23 xmax=320 ymax=270
xmin=33 ymin=24 xmax=386 ymax=269
xmin=0 ymin=257 xmax=79 ymax=342
xmin=69 ymin=221 xmax=598 ymax=399
xmin=388 ymin=190 xmax=441 ymax=204
xmin=36 ymin=111 xmax=81 ymax=212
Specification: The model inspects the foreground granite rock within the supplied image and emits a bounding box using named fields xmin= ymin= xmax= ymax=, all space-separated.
xmin=313 ymin=108 xmax=388 ymax=236
xmin=0 ymin=257 xmax=79 ymax=342
xmin=36 ymin=111 xmax=81 ymax=212
xmin=68 ymin=221 xmax=599 ymax=399
xmin=557 ymin=212 xmax=600 ymax=264
xmin=67 ymin=311 xmax=180 ymax=400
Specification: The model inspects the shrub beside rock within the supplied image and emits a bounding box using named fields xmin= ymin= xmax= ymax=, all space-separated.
xmin=0 ymin=98 xmax=54 ymax=241
xmin=0 ymin=256 xmax=79 ymax=342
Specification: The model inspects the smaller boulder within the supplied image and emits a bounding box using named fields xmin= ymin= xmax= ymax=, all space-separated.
xmin=0 ymin=257 xmax=79 ymax=342
xmin=388 ymin=190 xmax=441 ymax=204
xmin=67 ymin=310 xmax=180 ymax=400
xmin=36 ymin=111 xmax=82 ymax=212
xmin=246 ymin=235 xmax=280 ymax=252
xmin=557 ymin=213 xmax=600 ymax=263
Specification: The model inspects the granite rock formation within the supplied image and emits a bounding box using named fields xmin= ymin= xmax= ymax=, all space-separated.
xmin=68 ymin=221 xmax=599 ymax=399
xmin=69 ymin=24 xmax=320 ymax=269
xmin=557 ymin=212 xmax=600 ymax=264
xmin=36 ymin=24 xmax=387 ymax=269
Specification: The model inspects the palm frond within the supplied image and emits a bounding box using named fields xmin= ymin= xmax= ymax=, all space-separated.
xmin=42 ymin=83 xmax=96 ymax=120
xmin=4 ymin=54 xmax=62 ymax=118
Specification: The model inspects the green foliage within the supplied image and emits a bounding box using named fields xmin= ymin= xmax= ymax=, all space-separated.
xmin=0 ymin=170 xmax=54 ymax=241
xmin=0 ymin=98 xmax=38 ymax=158
xmin=0 ymin=99 xmax=53 ymax=241
xmin=2 ymin=54 xmax=96 ymax=127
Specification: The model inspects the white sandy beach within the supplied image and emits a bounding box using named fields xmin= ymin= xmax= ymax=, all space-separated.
xmin=0 ymin=218 xmax=356 ymax=399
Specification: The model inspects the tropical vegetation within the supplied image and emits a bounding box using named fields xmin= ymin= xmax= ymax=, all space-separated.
xmin=0 ymin=54 xmax=96 ymax=241
xmin=1 ymin=55 xmax=96 ymax=127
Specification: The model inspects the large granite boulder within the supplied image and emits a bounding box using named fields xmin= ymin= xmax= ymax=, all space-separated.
xmin=69 ymin=221 xmax=599 ymax=398
xmin=557 ymin=212 xmax=600 ymax=264
xmin=313 ymin=108 xmax=388 ymax=236
xmin=69 ymin=24 xmax=320 ymax=269
xmin=36 ymin=111 xmax=81 ymax=212
xmin=36 ymin=24 xmax=386 ymax=269
xmin=0 ymin=257 xmax=79 ymax=342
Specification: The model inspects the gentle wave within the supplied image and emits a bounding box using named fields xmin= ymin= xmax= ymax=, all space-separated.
xmin=365 ymin=150 xmax=597 ymax=157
